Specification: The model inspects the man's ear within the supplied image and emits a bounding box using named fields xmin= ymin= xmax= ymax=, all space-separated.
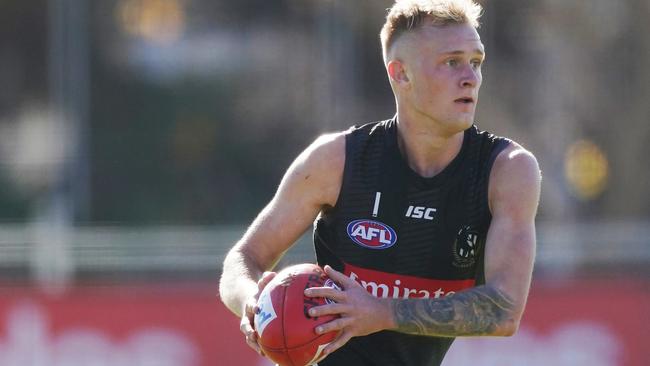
xmin=387 ymin=60 xmax=409 ymax=85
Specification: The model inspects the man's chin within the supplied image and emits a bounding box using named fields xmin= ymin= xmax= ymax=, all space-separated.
xmin=450 ymin=118 xmax=474 ymax=131
xmin=461 ymin=119 xmax=474 ymax=129
xmin=435 ymin=120 xmax=472 ymax=137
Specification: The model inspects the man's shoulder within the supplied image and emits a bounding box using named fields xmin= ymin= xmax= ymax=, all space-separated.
xmin=300 ymin=132 xmax=346 ymax=174
xmin=305 ymin=117 xmax=394 ymax=167
xmin=488 ymin=140 xmax=541 ymax=214
xmin=283 ymin=132 xmax=346 ymax=208
xmin=469 ymin=125 xmax=534 ymax=167
xmin=493 ymin=141 xmax=539 ymax=173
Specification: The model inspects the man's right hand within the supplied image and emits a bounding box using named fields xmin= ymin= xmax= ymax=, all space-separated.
xmin=240 ymin=271 xmax=277 ymax=355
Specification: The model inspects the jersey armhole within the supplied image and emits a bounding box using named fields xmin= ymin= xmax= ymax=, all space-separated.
xmin=328 ymin=126 xmax=356 ymax=213
xmin=324 ymin=119 xmax=392 ymax=215
xmin=485 ymin=138 xmax=512 ymax=218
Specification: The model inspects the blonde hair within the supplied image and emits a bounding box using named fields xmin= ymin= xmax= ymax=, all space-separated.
xmin=380 ymin=0 xmax=483 ymax=60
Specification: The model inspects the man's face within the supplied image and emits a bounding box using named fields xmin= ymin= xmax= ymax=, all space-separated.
xmin=398 ymin=23 xmax=485 ymax=131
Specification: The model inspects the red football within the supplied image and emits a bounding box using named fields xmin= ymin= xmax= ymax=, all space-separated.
xmin=254 ymin=263 xmax=339 ymax=366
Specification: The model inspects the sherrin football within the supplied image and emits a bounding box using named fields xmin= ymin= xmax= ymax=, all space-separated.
xmin=254 ymin=263 xmax=339 ymax=366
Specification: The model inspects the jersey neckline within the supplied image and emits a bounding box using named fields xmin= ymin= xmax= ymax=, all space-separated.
xmin=384 ymin=118 xmax=472 ymax=188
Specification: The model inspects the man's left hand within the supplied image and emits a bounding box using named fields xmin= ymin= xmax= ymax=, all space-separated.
xmin=304 ymin=265 xmax=395 ymax=356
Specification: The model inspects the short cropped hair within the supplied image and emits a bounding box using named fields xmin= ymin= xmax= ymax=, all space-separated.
xmin=380 ymin=0 xmax=483 ymax=61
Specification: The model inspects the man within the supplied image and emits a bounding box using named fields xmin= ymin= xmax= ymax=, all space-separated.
xmin=219 ymin=0 xmax=541 ymax=364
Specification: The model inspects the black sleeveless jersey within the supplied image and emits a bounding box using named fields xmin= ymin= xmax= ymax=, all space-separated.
xmin=314 ymin=118 xmax=510 ymax=366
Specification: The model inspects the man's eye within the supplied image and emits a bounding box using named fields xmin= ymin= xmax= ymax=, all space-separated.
xmin=471 ymin=59 xmax=483 ymax=68
xmin=446 ymin=59 xmax=458 ymax=67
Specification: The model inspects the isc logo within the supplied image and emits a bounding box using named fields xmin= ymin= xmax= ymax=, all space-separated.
xmin=405 ymin=205 xmax=437 ymax=220
xmin=346 ymin=219 xmax=397 ymax=249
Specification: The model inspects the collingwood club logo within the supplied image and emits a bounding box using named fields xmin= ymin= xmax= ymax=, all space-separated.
xmin=452 ymin=225 xmax=481 ymax=268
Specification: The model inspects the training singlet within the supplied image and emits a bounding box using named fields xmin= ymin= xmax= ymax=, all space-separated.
xmin=314 ymin=118 xmax=510 ymax=365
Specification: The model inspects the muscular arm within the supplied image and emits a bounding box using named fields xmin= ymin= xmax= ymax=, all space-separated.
xmin=219 ymin=133 xmax=345 ymax=316
xmin=392 ymin=284 xmax=515 ymax=336
xmin=391 ymin=145 xmax=540 ymax=337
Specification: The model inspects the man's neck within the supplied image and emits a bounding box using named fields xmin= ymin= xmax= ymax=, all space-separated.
xmin=395 ymin=113 xmax=466 ymax=178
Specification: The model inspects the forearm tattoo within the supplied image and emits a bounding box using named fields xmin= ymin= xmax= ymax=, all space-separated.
xmin=393 ymin=285 xmax=516 ymax=336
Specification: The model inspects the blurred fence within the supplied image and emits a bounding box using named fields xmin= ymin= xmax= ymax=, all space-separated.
xmin=1 ymin=221 xmax=649 ymax=285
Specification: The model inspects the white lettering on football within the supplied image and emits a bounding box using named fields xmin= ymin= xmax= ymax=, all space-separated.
xmin=253 ymin=289 xmax=277 ymax=338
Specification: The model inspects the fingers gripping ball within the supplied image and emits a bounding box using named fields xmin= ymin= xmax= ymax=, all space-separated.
xmin=254 ymin=263 xmax=339 ymax=366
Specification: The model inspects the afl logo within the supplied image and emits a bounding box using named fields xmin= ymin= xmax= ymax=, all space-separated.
xmin=346 ymin=219 xmax=397 ymax=249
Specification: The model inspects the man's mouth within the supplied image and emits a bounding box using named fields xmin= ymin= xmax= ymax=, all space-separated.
xmin=454 ymin=97 xmax=474 ymax=104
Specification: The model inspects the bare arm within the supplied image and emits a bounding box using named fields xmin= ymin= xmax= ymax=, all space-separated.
xmin=391 ymin=145 xmax=540 ymax=337
xmin=219 ymin=132 xmax=345 ymax=316
xmin=391 ymin=283 xmax=515 ymax=336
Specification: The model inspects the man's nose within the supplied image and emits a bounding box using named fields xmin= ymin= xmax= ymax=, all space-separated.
xmin=460 ymin=66 xmax=480 ymax=88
